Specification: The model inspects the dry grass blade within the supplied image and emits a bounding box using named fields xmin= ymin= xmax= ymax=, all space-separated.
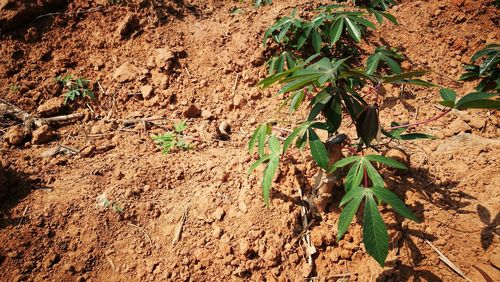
xmin=127 ymin=223 xmax=153 ymax=249
xmin=425 ymin=240 xmax=472 ymax=282
xmin=172 ymin=206 xmax=189 ymax=246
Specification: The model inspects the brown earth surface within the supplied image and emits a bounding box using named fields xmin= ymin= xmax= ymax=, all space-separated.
xmin=0 ymin=0 xmax=499 ymax=281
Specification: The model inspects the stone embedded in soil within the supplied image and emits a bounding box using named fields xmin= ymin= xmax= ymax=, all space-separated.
xmin=42 ymin=251 xmax=59 ymax=270
xmin=239 ymin=239 xmax=251 ymax=257
xmin=4 ymin=125 xmax=26 ymax=146
xmin=183 ymin=104 xmax=201 ymax=118
xmin=79 ymin=145 xmax=96 ymax=158
xmin=32 ymin=125 xmax=55 ymax=145
xmin=212 ymin=226 xmax=223 ymax=238
xmin=445 ymin=118 xmax=471 ymax=136
xmin=37 ymin=97 xmax=65 ymax=117
xmin=112 ymin=62 xmax=139 ymax=83
xmin=153 ymin=48 xmax=175 ymax=71
xmin=116 ymin=13 xmax=139 ymax=38
xmin=140 ymin=85 xmax=154 ymax=100
xmin=233 ymin=94 xmax=247 ymax=108
xmin=213 ymin=207 xmax=225 ymax=221
xmin=151 ymin=69 xmax=169 ymax=89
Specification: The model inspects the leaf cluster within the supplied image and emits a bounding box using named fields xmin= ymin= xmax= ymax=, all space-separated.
xmin=459 ymin=44 xmax=499 ymax=93
xmin=55 ymin=74 xmax=95 ymax=104
xmin=151 ymin=120 xmax=193 ymax=154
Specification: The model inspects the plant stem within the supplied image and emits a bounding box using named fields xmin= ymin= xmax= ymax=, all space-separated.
xmin=386 ymin=109 xmax=451 ymax=131
xmin=363 ymin=167 xmax=368 ymax=187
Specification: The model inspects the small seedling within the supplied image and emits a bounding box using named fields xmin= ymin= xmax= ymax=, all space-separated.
xmin=55 ymin=74 xmax=95 ymax=104
xmin=9 ymin=84 xmax=20 ymax=92
xmin=96 ymin=193 xmax=123 ymax=213
xmin=459 ymin=44 xmax=499 ymax=92
xmin=151 ymin=120 xmax=194 ymax=154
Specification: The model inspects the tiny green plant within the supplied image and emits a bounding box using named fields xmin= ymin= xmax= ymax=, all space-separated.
xmin=254 ymin=0 xmax=272 ymax=7
xmin=9 ymin=84 xmax=20 ymax=92
xmin=151 ymin=120 xmax=193 ymax=154
xmin=459 ymin=43 xmax=499 ymax=93
xmin=96 ymin=193 xmax=124 ymax=213
xmin=55 ymin=74 xmax=95 ymax=104
xmin=250 ymin=3 xmax=500 ymax=267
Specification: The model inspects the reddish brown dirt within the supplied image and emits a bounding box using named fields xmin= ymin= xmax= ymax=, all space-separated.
xmin=0 ymin=0 xmax=499 ymax=281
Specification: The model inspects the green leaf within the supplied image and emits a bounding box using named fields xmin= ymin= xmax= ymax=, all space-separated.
xmin=371 ymin=186 xmax=418 ymax=221
xmin=339 ymin=185 xmax=365 ymax=207
xmin=365 ymin=155 xmax=407 ymax=169
xmin=248 ymin=155 xmax=271 ymax=174
xmin=345 ymin=159 xmax=364 ymax=192
xmin=330 ymin=18 xmax=344 ymax=44
xmin=262 ymin=156 xmax=279 ymax=206
xmin=364 ymin=160 xmax=384 ymax=188
xmin=355 ymin=105 xmax=380 ymax=146
xmin=363 ymin=194 xmax=388 ymax=266
xmin=439 ymin=88 xmax=457 ymax=107
xmin=283 ymin=122 xmax=311 ymax=152
xmin=308 ymin=128 xmax=329 ymax=170
xmin=257 ymin=67 xmax=300 ymax=88
xmin=329 ymin=155 xmax=361 ymax=173
xmin=366 ymin=53 xmax=382 ymax=74
xmin=400 ymin=133 xmax=437 ymax=140
xmin=338 ymin=187 xmax=365 ymax=240
xmin=268 ymin=134 xmax=281 ymax=154
xmin=455 ymin=92 xmax=500 ymax=110
xmin=382 ymin=70 xmax=427 ymax=83
xmin=311 ymin=28 xmax=322 ymax=53
xmin=289 ymin=90 xmax=305 ymax=113
xmin=345 ymin=17 xmax=361 ymax=42
xmin=479 ymin=50 xmax=498 ymax=75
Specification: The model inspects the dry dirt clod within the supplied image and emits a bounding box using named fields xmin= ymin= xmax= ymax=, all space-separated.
xmin=4 ymin=125 xmax=26 ymax=146
xmin=37 ymin=97 xmax=65 ymax=117
xmin=183 ymin=105 xmax=201 ymax=118
xmin=32 ymin=125 xmax=55 ymax=145
xmin=112 ymin=62 xmax=139 ymax=83
xmin=154 ymin=48 xmax=175 ymax=71
xmin=79 ymin=145 xmax=96 ymax=158
xmin=213 ymin=207 xmax=225 ymax=221
xmin=117 ymin=13 xmax=139 ymax=38
xmin=233 ymin=94 xmax=247 ymax=109
xmin=140 ymin=85 xmax=154 ymax=100
xmin=0 ymin=163 xmax=8 ymax=202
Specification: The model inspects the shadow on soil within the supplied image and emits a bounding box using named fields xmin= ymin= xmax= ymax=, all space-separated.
xmin=477 ymin=204 xmax=500 ymax=250
xmin=0 ymin=166 xmax=48 ymax=230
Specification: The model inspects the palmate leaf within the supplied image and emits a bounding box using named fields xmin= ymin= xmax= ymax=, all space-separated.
xmin=248 ymin=122 xmax=271 ymax=157
xmin=366 ymin=46 xmax=402 ymax=75
xmin=344 ymin=159 xmax=364 ymax=191
xmin=355 ymin=104 xmax=380 ymax=146
xmin=283 ymin=121 xmax=311 ymax=152
xmin=363 ymin=193 xmax=388 ymax=266
xmin=329 ymin=155 xmax=361 ymax=172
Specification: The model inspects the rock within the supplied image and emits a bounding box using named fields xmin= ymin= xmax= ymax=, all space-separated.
xmin=218 ymin=121 xmax=231 ymax=135
xmin=112 ymin=62 xmax=139 ymax=83
xmin=4 ymin=125 xmax=26 ymax=146
xmin=151 ymin=69 xmax=169 ymax=89
xmin=116 ymin=13 xmax=139 ymax=38
xmin=238 ymin=202 xmax=247 ymax=213
xmin=37 ymin=97 xmax=65 ymax=117
xmin=233 ymin=94 xmax=247 ymax=108
xmin=32 ymin=125 xmax=55 ymax=144
xmin=212 ymin=226 xmax=223 ymax=238
xmin=153 ymin=48 xmax=175 ymax=71
xmin=201 ymin=110 xmax=213 ymax=120
xmin=213 ymin=207 xmax=225 ymax=221
xmin=446 ymin=118 xmax=471 ymax=136
xmin=140 ymin=85 xmax=154 ymax=100
xmin=42 ymin=251 xmax=59 ymax=270
xmin=239 ymin=239 xmax=251 ymax=257
xmin=183 ymin=105 xmax=201 ymax=118
xmin=435 ymin=133 xmax=500 ymax=154
xmin=219 ymin=242 xmax=232 ymax=255
xmin=79 ymin=145 xmax=96 ymax=158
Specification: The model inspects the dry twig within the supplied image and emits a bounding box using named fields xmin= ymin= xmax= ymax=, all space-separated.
xmin=172 ymin=206 xmax=189 ymax=246
xmin=425 ymin=240 xmax=472 ymax=282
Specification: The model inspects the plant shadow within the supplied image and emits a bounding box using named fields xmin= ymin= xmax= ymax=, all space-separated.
xmin=476 ymin=204 xmax=500 ymax=250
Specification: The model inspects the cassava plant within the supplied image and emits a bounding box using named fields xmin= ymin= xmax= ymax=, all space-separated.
xmin=55 ymin=74 xmax=95 ymax=104
xmin=249 ymin=3 xmax=499 ymax=266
